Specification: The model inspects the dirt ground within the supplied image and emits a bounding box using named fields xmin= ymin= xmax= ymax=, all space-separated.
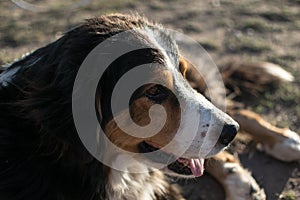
xmin=1 ymin=0 xmax=299 ymax=199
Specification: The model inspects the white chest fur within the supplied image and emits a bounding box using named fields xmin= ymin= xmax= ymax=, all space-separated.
xmin=106 ymin=154 xmax=168 ymax=200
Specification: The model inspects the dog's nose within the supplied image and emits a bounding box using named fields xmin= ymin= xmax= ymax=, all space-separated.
xmin=218 ymin=124 xmax=238 ymax=146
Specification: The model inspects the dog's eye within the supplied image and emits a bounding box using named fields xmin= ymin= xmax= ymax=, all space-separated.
xmin=145 ymin=85 xmax=167 ymax=103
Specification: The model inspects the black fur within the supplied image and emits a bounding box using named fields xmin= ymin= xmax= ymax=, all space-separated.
xmin=0 ymin=14 xmax=178 ymax=200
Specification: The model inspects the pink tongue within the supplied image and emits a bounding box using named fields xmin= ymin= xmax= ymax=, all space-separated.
xmin=189 ymin=158 xmax=204 ymax=177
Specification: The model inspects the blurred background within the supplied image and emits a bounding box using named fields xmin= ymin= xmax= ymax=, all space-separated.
xmin=1 ymin=0 xmax=299 ymax=199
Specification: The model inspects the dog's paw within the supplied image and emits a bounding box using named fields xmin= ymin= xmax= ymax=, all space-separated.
xmin=260 ymin=129 xmax=300 ymax=162
xmin=222 ymin=162 xmax=266 ymax=200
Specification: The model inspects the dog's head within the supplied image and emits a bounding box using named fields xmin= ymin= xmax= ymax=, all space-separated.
xmin=77 ymin=14 xmax=240 ymax=178
xmin=49 ymin=15 xmax=238 ymax=177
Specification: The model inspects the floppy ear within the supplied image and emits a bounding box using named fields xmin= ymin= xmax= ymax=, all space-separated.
xmin=179 ymin=57 xmax=207 ymax=94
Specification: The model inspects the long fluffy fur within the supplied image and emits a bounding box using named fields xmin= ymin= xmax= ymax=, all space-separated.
xmin=0 ymin=14 xmax=167 ymax=200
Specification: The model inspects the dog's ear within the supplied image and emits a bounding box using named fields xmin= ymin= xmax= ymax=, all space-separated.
xmin=179 ymin=57 xmax=188 ymax=78
xmin=179 ymin=57 xmax=207 ymax=94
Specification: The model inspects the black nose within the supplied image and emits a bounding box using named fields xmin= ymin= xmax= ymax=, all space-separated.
xmin=218 ymin=124 xmax=238 ymax=146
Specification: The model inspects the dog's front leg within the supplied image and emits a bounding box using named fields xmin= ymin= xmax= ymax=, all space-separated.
xmin=205 ymin=151 xmax=266 ymax=200
xmin=229 ymin=109 xmax=300 ymax=162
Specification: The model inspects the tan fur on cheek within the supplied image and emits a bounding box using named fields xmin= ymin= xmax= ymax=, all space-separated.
xmin=130 ymin=98 xmax=152 ymax=126
xmin=146 ymin=96 xmax=181 ymax=148
xmin=104 ymin=95 xmax=181 ymax=153
xmin=104 ymin=96 xmax=181 ymax=153
xmin=104 ymin=118 xmax=143 ymax=153
xmin=103 ymin=69 xmax=181 ymax=153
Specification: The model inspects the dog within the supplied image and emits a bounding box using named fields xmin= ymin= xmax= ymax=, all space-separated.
xmin=0 ymin=13 xmax=299 ymax=200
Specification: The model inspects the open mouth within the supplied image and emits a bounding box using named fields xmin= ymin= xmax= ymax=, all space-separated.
xmin=138 ymin=141 xmax=204 ymax=177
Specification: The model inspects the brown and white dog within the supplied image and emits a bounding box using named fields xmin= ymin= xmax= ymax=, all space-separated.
xmin=0 ymin=14 xmax=299 ymax=200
